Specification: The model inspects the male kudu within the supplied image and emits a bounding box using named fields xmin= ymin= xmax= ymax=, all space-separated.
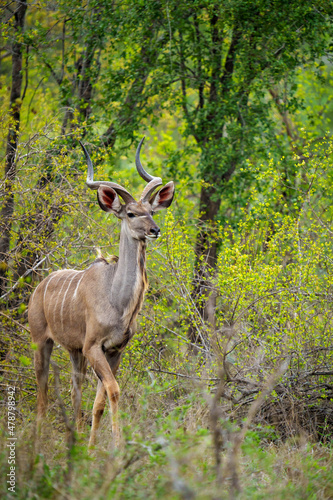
xmin=28 ymin=138 xmax=175 ymax=447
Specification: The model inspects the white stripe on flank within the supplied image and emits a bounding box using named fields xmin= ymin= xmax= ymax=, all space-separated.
xmin=73 ymin=272 xmax=85 ymax=299
xmin=43 ymin=273 xmax=59 ymax=309
xmin=46 ymin=272 xmax=63 ymax=317
xmin=60 ymin=272 xmax=78 ymax=331
xmin=53 ymin=272 xmax=75 ymax=326
xmin=30 ymin=286 xmax=37 ymax=304
xmin=70 ymin=272 xmax=85 ymax=324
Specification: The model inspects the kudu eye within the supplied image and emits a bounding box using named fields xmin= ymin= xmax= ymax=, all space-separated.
xmin=127 ymin=212 xmax=136 ymax=218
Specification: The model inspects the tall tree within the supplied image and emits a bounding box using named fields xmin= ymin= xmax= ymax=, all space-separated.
xmin=0 ymin=0 xmax=27 ymax=296
xmin=142 ymin=0 xmax=333 ymax=342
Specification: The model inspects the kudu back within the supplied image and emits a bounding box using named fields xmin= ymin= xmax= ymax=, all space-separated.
xmin=28 ymin=138 xmax=175 ymax=447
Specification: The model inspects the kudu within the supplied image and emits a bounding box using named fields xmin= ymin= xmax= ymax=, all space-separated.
xmin=28 ymin=138 xmax=175 ymax=447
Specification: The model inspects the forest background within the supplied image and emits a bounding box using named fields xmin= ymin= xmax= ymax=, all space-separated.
xmin=1 ymin=1 xmax=333 ymax=498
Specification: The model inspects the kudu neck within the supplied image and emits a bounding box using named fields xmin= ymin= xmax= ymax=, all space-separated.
xmin=110 ymin=220 xmax=147 ymax=309
xmin=118 ymin=220 xmax=147 ymax=265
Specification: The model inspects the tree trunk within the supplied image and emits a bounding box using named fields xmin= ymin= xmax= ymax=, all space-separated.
xmin=188 ymin=183 xmax=221 ymax=345
xmin=188 ymin=160 xmax=236 ymax=346
xmin=0 ymin=1 xmax=27 ymax=296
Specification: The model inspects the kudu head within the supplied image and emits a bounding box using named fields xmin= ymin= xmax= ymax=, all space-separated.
xmin=79 ymin=138 xmax=175 ymax=241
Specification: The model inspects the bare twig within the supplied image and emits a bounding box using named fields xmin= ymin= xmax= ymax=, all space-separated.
xmin=0 ymin=251 xmax=55 ymax=300
xmin=222 ymin=358 xmax=290 ymax=495
xmin=149 ymin=366 xmax=219 ymax=382
xmin=0 ymin=310 xmax=30 ymax=334
xmin=210 ymin=368 xmax=227 ymax=482
xmin=51 ymin=361 xmax=76 ymax=487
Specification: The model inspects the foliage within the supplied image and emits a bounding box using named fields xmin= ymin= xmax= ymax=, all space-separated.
xmin=1 ymin=0 xmax=333 ymax=498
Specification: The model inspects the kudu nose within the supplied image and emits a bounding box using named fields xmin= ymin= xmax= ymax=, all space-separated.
xmin=150 ymin=227 xmax=160 ymax=237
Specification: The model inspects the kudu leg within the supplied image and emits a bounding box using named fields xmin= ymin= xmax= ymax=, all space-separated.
xmin=83 ymin=345 xmax=121 ymax=447
xmin=34 ymin=338 xmax=54 ymax=424
xmin=69 ymin=349 xmax=88 ymax=432
xmin=89 ymin=350 xmax=123 ymax=447
xmin=89 ymin=379 xmax=107 ymax=447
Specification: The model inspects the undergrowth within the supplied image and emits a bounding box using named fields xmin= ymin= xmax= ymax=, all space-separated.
xmin=0 ymin=369 xmax=332 ymax=499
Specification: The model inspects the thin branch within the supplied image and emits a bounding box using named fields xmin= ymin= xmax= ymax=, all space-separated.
xmin=143 ymin=314 xmax=209 ymax=353
xmin=194 ymin=13 xmax=204 ymax=110
xmin=51 ymin=361 xmax=76 ymax=487
xmin=1 ymin=253 xmax=49 ymax=300
xmin=149 ymin=366 xmax=219 ymax=382
xmin=40 ymin=55 xmax=62 ymax=85
xmin=0 ymin=50 xmax=11 ymax=61
xmin=0 ymin=310 xmax=30 ymax=334
xmin=21 ymin=44 xmax=29 ymax=101
xmin=26 ymin=77 xmax=45 ymax=125
xmin=222 ymin=358 xmax=290 ymax=494
xmin=179 ymin=32 xmax=191 ymax=124
xmin=220 ymin=26 xmax=239 ymax=95
xmin=60 ymin=18 xmax=66 ymax=83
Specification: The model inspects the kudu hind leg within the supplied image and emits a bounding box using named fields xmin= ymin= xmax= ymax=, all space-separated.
xmin=34 ymin=338 xmax=54 ymax=424
xmin=69 ymin=349 xmax=88 ymax=432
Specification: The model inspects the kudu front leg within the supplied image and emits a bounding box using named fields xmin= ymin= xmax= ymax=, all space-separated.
xmin=84 ymin=344 xmax=120 ymax=447
xmin=89 ymin=379 xmax=107 ymax=447
xmin=89 ymin=350 xmax=123 ymax=447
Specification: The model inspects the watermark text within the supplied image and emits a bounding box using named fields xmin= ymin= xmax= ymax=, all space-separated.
xmin=7 ymin=386 xmax=16 ymax=494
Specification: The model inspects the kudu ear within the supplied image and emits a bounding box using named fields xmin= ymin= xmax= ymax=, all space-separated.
xmin=150 ymin=181 xmax=175 ymax=211
xmin=97 ymin=186 xmax=123 ymax=218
